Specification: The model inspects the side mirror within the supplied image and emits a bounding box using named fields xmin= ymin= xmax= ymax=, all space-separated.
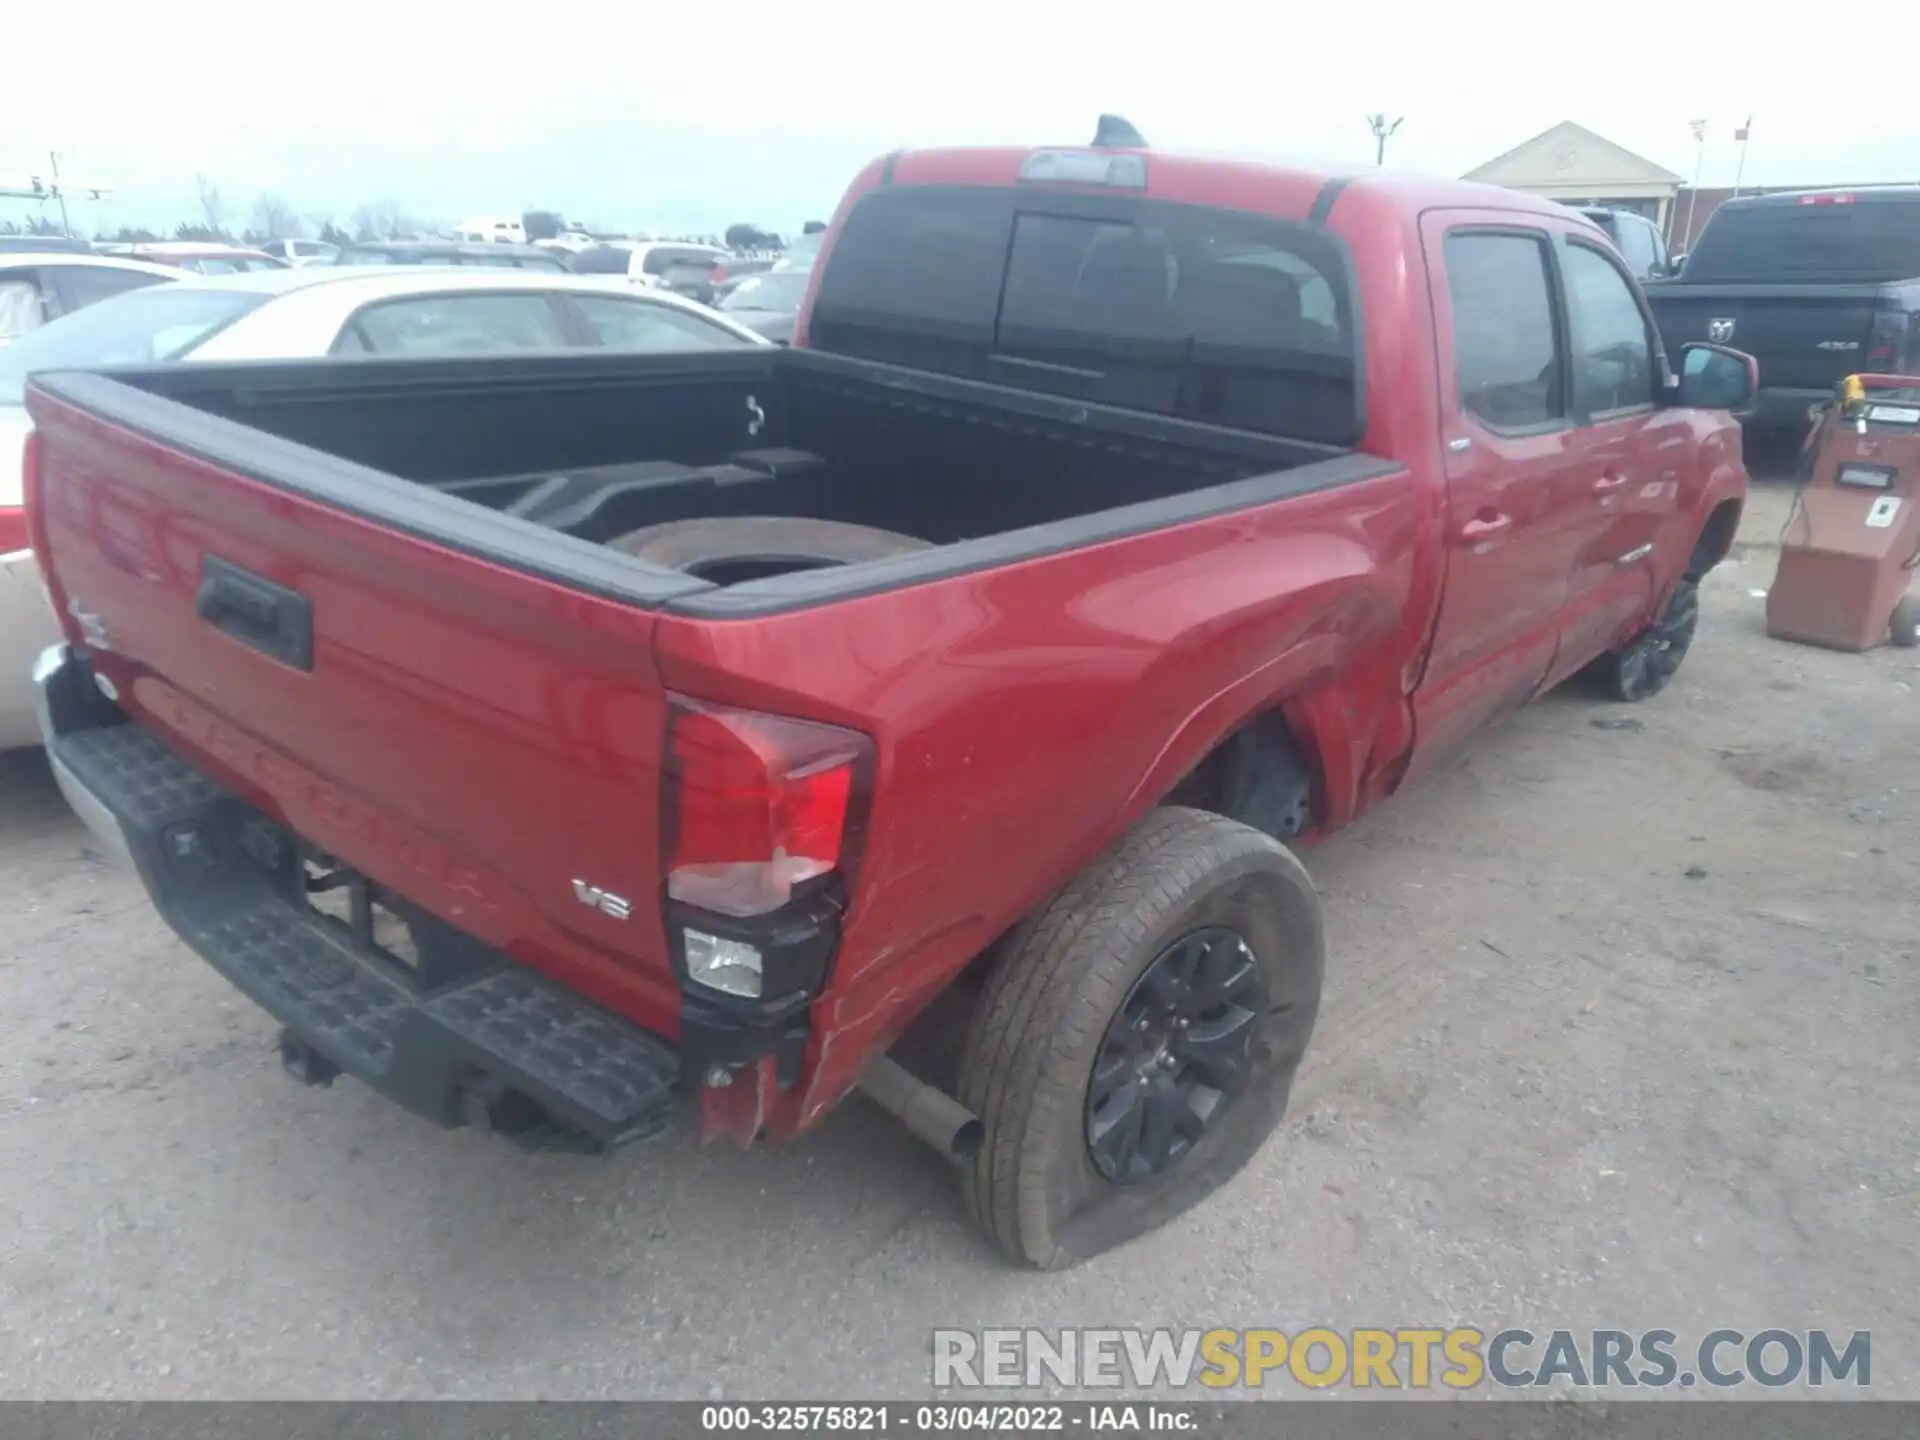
xmin=1677 ymin=342 xmax=1758 ymax=410
xmin=1668 ymin=252 xmax=1688 ymax=275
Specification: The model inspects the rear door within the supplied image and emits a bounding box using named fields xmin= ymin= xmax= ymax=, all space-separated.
xmin=1407 ymin=216 xmax=1592 ymax=775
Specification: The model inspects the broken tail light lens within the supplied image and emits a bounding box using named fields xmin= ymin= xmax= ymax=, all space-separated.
xmin=664 ymin=694 xmax=871 ymax=919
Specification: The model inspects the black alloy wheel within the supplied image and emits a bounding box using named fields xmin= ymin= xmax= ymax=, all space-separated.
xmin=1085 ymin=925 xmax=1267 ymax=1183
xmin=1597 ymin=580 xmax=1700 ymax=702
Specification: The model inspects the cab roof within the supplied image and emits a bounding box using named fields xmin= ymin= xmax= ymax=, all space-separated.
xmin=873 ymin=145 xmax=1582 ymax=227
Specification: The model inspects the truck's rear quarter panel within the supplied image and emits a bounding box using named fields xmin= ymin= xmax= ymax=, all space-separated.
xmin=31 ymin=396 xmax=687 ymax=1038
xmin=651 ymin=464 xmax=1429 ymax=1126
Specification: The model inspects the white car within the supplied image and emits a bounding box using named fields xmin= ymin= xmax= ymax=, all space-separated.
xmin=0 ymin=266 xmax=769 ymax=748
xmin=0 ymin=252 xmax=180 ymax=344
xmin=568 ymin=240 xmax=730 ymax=291
xmin=259 ymin=238 xmax=342 ymax=268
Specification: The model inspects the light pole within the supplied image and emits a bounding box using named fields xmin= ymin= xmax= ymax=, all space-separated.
xmin=1675 ymin=119 xmax=1708 ymax=251
xmin=1367 ymin=114 xmax=1405 ymax=167
xmin=48 ymin=153 xmax=72 ymax=236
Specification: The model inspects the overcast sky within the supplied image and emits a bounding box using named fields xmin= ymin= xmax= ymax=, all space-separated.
xmin=5 ymin=0 xmax=1914 ymax=237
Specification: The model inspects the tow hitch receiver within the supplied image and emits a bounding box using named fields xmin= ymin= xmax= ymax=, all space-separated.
xmin=278 ymin=1029 xmax=340 ymax=1088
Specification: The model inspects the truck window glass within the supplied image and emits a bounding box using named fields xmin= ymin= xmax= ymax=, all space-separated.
xmin=1612 ymin=218 xmax=1655 ymax=278
xmin=1684 ymin=197 xmax=1920 ymax=283
xmin=1561 ymin=244 xmax=1654 ymax=415
xmin=810 ymin=186 xmax=1360 ymax=446
xmin=1443 ymin=232 xmax=1564 ymax=431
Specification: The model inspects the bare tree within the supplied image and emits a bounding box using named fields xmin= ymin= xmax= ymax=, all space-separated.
xmin=350 ymin=200 xmax=414 ymax=242
xmin=194 ymin=173 xmax=228 ymax=236
xmin=251 ymin=194 xmax=299 ymax=239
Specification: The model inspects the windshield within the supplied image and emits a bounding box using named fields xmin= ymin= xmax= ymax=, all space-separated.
xmin=719 ymin=270 xmax=809 ymax=312
xmin=0 ymin=287 xmax=267 ymax=405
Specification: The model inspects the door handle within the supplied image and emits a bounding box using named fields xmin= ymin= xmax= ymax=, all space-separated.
xmin=1593 ymin=471 xmax=1631 ymax=493
xmin=196 ymin=555 xmax=314 ymax=671
xmin=1458 ymin=512 xmax=1513 ymax=544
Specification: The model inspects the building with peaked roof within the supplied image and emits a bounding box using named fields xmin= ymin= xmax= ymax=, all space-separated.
xmin=1464 ymin=121 xmax=1684 ymax=234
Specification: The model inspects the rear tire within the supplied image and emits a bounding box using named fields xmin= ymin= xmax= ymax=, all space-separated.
xmin=1589 ymin=579 xmax=1700 ymax=702
xmin=1891 ymin=594 xmax=1920 ymax=649
xmin=956 ymin=807 xmax=1324 ymax=1270
xmin=607 ymin=516 xmax=929 ymax=577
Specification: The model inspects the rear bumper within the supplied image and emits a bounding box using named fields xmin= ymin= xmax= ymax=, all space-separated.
xmin=33 ymin=643 xmax=682 ymax=1152
xmin=1 ymin=549 xmax=60 ymax=750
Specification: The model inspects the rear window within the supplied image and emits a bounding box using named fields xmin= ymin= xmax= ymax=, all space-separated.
xmin=807 ymin=186 xmax=1360 ymax=446
xmin=1685 ymin=196 xmax=1920 ymax=283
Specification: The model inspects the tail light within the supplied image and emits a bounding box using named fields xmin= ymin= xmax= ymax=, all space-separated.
xmin=709 ymin=262 xmax=732 ymax=285
xmin=1 ymin=429 xmax=40 ymax=556
xmin=665 ymin=695 xmax=871 ymax=921
xmin=1865 ymin=308 xmax=1907 ymax=367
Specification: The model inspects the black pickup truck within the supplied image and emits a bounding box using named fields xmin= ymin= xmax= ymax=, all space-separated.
xmin=1647 ymin=187 xmax=1920 ymax=437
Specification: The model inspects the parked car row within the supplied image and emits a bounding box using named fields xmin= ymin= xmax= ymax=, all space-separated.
xmin=1 ymin=218 xmax=831 ymax=350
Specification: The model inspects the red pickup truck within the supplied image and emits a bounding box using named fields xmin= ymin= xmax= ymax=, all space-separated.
xmin=23 ymin=134 xmax=1753 ymax=1269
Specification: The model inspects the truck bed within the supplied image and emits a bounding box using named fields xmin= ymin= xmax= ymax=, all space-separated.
xmin=25 ymin=342 xmax=1413 ymax=1114
xmin=46 ymin=347 xmax=1382 ymax=616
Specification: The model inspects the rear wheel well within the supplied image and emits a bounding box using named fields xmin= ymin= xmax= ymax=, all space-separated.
xmin=1164 ymin=710 xmax=1320 ymax=841
xmin=1688 ymin=500 xmax=1742 ymax=580
xmin=949 ymin=711 xmax=1321 ymax=1022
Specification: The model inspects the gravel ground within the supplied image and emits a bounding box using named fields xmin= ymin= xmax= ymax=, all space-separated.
xmin=0 ymin=478 xmax=1914 ymax=1400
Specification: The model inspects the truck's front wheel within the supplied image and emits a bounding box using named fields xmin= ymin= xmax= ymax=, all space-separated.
xmin=956 ymin=808 xmax=1324 ymax=1269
